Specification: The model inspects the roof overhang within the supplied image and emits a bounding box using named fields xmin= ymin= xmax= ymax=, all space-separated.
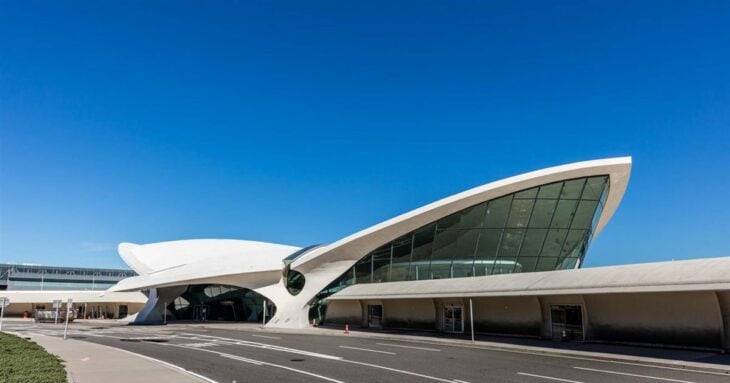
xmin=327 ymin=256 xmax=730 ymax=300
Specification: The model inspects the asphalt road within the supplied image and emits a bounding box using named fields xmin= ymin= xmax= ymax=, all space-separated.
xmin=6 ymin=321 xmax=730 ymax=383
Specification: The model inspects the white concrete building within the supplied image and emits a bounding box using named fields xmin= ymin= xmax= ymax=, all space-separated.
xmin=109 ymin=157 xmax=730 ymax=350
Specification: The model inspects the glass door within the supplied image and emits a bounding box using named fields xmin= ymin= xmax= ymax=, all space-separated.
xmin=367 ymin=305 xmax=383 ymax=328
xmin=443 ymin=305 xmax=464 ymax=333
xmin=550 ymin=305 xmax=584 ymax=341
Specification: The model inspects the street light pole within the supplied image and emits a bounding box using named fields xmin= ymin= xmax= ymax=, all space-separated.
xmin=469 ymin=298 xmax=475 ymax=344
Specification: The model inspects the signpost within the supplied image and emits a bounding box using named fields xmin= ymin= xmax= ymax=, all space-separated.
xmin=63 ymin=298 xmax=73 ymax=340
xmin=0 ymin=297 xmax=9 ymax=332
xmin=469 ymin=298 xmax=475 ymax=344
xmin=53 ymin=299 xmax=62 ymax=325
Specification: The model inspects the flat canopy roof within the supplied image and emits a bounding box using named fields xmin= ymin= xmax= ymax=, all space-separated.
xmin=328 ymin=257 xmax=730 ymax=300
xmin=1 ymin=290 xmax=148 ymax=304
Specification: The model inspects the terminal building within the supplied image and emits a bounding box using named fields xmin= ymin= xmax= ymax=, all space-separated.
xmin=0 ymin=264 xmax=145 ymax=319
xmin=108 ymin=157 xmax=730 ymax=351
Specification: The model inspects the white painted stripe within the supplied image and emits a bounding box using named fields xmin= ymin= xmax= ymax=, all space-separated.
xmin=343 ymin=359 xmax=454 ymax=382
xmin=168 ymin=343 xmax=343 ymax=383
xmin=452 ymin=380 xmax=472 ymax=383
xmin=339 ymin=345 xmax=396 ymax=355
xmin=220 ymin=354 xmax=265 ymax=365
xmin=251 ymin=334 xmax=281 ymax=339
xmin=179 ymin=332 xmax=342 ymax=360
xmin=573 ymin=367 xmax=697 ymax=383
xmin=517 ymin=372 xmax=585 ymax=383
xmin=379 ymin=338 xmax=730 ymax=377
xmin=376 ymin=342 xmax=441 ymax=352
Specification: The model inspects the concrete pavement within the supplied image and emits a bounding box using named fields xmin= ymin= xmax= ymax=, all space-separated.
xmin=5 ymin=320 xmax=730 ymax=383
xmin=15 ymin=331 xmax=212 ymax=383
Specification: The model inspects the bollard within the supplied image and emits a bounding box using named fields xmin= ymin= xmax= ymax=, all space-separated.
xmin=344 ymin=324 xmax=350 ymax=335
xmin=311 ymin=318 xmax=317 ymax=327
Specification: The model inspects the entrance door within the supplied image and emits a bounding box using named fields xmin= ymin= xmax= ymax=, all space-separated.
xmin=550 ymin=305 xmax=584 ymax=341
xmin=118 ymin=305 xmax=128 ymax=319
xmin=443 ymin=305 xmax=464 ymax=333
xmin=367 ymin=305 xmax=383 ymax=328
xmin=193 ymin=305 xmax=210 ymax=321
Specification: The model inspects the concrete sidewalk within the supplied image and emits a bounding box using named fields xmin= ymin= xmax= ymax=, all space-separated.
xmin=19 ymin=333 xmax=211 ymax=383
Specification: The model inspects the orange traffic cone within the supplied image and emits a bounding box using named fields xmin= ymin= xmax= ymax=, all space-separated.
xmin=344 ymin=324 xmax=350 ymax=334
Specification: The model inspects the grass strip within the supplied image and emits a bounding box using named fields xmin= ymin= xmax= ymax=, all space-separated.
xmin=0 ymin=332 xmax=66 ymax=383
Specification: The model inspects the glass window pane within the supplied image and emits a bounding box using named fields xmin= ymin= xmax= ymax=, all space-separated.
xmin=560 ymin=229 xmax=588 ymax=259
xmin=514 ymin=187 xmax=538 ymax=199
xmin=390 ymin=235 xmax=412 ymax=281
xmin=557 ymin=257 xmax=580 ymax=269
xmin=371 ymin=245 xmax=391 ymax=283
xmin=515 ymin=257 xmax=538 ymax=273
xmin=506 ymin=199 xmax=534 ymax=228
xmin=540 ymin=229 xmax=568 ymax=258
xmin=437 ymin=203 xmax=486 ymax=230
xmin=582 ymin=176 xmax=607 ymax=200
xmin=538 ymin=182 xmax=562 ymax=199
xmin=474 ymin=229 xmax=502 ymax=276
xmin=484 ymin=195 xmax=513 ymax=228
xmin=354 ymin=253 xmax=373 ymax=284
xmin=519 ymin=228 xmax=547 ymax=257
xmin=560 ymin=178 xmax=586 ymax=199
xmin=571 ymin=200 xmax=599 ymax=229
xmin=429 ymin=229 xmax=478 ymax=279
xmin=497 ymin=228 xmax=524 ymax=261
xmin=529 ymin=199 xmax=557 ymax=228
xmin=536 ymin=257 xmax=558 ymax=271
xmin=550 ymin=199 xmax=579 ymax=228
xmin=451 ymin=230 xmax=480 ymax=278
xmin=409 ymin=224 xmax=435 ymax=280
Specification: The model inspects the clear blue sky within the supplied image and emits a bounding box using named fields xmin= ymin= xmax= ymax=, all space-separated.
xmin=1 ymin=1 xmax=729 ymax=269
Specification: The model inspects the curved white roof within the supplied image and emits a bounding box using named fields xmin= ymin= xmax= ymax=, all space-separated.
xmin=292 ymin=157 xmax=632 ymax=273
xmin=119 ymin=239 xmax=300 ymax=275
xmin=111 ymin=157 xmax=632 ymax=294
xmin=110 ymin=239 xmax=299 ymax=292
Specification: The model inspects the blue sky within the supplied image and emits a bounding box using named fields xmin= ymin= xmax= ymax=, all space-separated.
xmin=1 ymin=1 xmax=729 ymax=269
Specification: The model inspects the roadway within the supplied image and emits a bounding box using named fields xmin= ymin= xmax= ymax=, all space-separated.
xmin=5 ymin=321 xmax=730 ymax=383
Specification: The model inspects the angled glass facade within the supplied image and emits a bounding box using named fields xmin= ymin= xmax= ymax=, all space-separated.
xmin=331 ymin=176 xmax=608 ymax=288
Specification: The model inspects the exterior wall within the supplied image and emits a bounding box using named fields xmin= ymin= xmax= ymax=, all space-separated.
xmin=472 ymin=296 xmax=541 ymax=337
xmin=324 ymin=300 xmax=362 ymax=325
xmin=717 ymin=291 xmax=730 ymax=350
xmin=382 ymin=299 xmax=436 ymax=330
xmin=584 ymin=292 xmax=724 ymax=349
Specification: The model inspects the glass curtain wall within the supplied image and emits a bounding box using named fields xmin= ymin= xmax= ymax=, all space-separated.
xmin=169 ymin=284 xmax=275 ymax=322
xmin=329 ymin=176 xmax=608 ymax=290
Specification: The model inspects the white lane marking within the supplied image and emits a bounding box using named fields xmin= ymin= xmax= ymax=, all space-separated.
xmin=376 ymin=342 xmax=441 ymax=352
xmin=167 ymin=343 xmax=344 ymax=383
xmin=220 ymin=354 xmax=265 ymax=365
xmin=339 ymin=345 xmax=396 ymax=355
xmin=252 ymin=334 xmax=281 ymax=340
xmin=180 ymin=332 xmax=342 ymax=361
xmin=573 ymin=366 xmax=697 ymax=383
xmin=517 ymin=372 xmax=585 ymax=383
xmin=452 ymin=380 xmax=472 ymax=383
xmin=343 ymin=359 xmax=454 ymax=382
xmin=379 ymin=338 xmax=730 ymax=377
xmin=179 ymin=342 xmax=219 ymax=348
